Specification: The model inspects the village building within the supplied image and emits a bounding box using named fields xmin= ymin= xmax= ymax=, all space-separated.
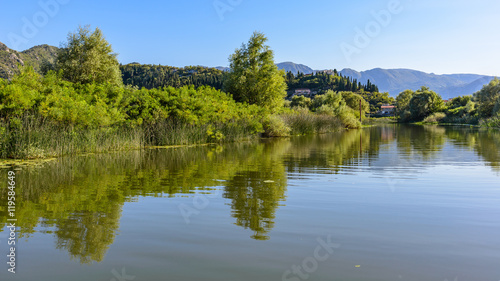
xmin=294 ymin=88 xmax=312 ymax=96
xmin=379 ymin=105 xmax=396 ymax=116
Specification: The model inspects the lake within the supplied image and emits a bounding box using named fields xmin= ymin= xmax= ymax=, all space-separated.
xmin=1 ymin=125 xmax=499 ymax=281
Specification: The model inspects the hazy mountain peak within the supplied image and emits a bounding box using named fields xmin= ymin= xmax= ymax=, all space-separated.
xmin=276 ymin=62 xmax=313 ymax=74
xmin=337 ymin=68 xmax=496 ymax=98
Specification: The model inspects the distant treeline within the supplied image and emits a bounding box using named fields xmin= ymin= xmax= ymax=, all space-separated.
xmin=395 ymin=80 xmax=500 ymax=128
xmin=120 ymin=64 xmax=225 ymax=90
xmin=285 ymin=70 xmax=379 ymax=93
xmin=119 ymin=64 xmax=380 ymax=95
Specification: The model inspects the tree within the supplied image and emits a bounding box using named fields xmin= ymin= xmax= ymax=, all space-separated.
xmin=474 ymin=78 xmax=500 ymax=118
xmin=223 ymin=31 xmax=287 ymax=111
xmin=338 ymin=91 xmax=369 ymax=117
xmin=0 ymin=65 xmax=42 ymax=117
xmin=395 ymin=89 xmax=414 ymax=121
xmin=56 ymin=25 xmax=122 ymax=86
xmin=290 ymin=95 xmax=312 ymax=109
xmin=408 ymin=87 xmax=444 ymax=121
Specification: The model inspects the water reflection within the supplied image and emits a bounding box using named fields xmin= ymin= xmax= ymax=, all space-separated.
xmin=223 ymin=140 xmax=289 ymax=240
xmin=0 ymin=125 xmax=499 ymax=263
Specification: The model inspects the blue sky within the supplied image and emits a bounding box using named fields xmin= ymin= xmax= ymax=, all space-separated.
xmin=1 ymin=0 xmax=499 ymax=76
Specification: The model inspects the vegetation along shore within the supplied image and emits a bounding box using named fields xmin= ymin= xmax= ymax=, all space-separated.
xmin=0 ymin=26 xmax=498 ymax=159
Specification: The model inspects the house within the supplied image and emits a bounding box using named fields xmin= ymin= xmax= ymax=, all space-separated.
xmin=379 ymin=105 xmax=395 ymax=115
xmin=294 ymin=89 xmax=311 ymax=96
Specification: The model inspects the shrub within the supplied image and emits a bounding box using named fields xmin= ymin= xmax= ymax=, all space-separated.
xmin=423 ymin=112 xmax=446 ymax=123
xmin=280 ymin=107 xmax=343 ymax=135
xmin=479 ymin=115 xmax=500 ymax=128
xmin=262 ymin=115 xmax=291 ymax=137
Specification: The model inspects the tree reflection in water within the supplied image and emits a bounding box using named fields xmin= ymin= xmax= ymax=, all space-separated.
xmin=0 ymin=125 xmax=499 ymax=263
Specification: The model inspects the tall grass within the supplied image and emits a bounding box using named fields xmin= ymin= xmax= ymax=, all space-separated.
xmin=479 ymin=116 xmax=500 ymax=128
xmin=145 ymin=118 xmax=261 ymax=145
xmin=422 ymin=112 xmax=446 ymax=124
xmin=0 ymin=113 xmax=144 ymax=159
xmin=0 ymin=114 xmax=262 ymax=159
xmin=261 ymin=108 xmax=345 ymax=137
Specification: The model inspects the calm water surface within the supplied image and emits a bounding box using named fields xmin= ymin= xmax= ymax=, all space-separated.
xmin=1 ymin=125 xmax=499 ymax=281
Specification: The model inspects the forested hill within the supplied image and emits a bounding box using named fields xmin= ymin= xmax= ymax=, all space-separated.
xmin=120 ymin=63 xmax=225 ymax=89
xmin=284 ymin=70 xmax=379 ymax=94
xmin=121 ymin=64 xmax=381 ymax=94
xmin=0 ymin=42 xmax=58 ymax=79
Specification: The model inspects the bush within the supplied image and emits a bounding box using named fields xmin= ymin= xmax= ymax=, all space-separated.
xmin=280 ymin=107 xmax=343 ymax=135
xmin=423 ymin=112 xmax=446 ymax=123
xmin=262 ymin=115 xmax=291 ymax=137
xmin=338 ymin=109 xmax=361 ymax=129
xmin=479 ymin=115 xmax=500 ymax=128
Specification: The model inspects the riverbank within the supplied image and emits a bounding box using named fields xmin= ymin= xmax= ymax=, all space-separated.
xmin=0 ymin=110 xmax=351 ymax=160
xmin=1 ymin=68 xmax=364 ymax=160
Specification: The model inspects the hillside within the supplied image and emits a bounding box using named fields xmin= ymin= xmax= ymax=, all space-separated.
xmin=121 ymin=63 xmax=225 ymax=89
xmin=0 ymin=42 xmax=59 ymax=79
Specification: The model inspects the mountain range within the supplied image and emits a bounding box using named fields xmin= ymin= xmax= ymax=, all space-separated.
xmin=0 ymin=42 xmax=495 ymax=99
xmin=276 ymin=62 xmax=496 ymax=99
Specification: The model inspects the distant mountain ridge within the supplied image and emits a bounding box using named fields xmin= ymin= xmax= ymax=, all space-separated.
xmin=274 ymin=62 xmax=496 ymax=99
xmin=338 ymin=68 xmax=496 ymax=99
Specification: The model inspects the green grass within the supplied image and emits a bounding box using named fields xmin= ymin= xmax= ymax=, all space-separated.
xmin=0 ymin=114 xmax=264 ymax=159
xmin=0 ymin=114 xmax=144 ymax=159
xmin=273 ymin=108 xmax=345 ymax=136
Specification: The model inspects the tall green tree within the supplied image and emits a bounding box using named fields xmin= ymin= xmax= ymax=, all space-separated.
xmin=56 ymin=25 xmax=122 ymax=86
xmin=395 ymin=89 xmax=415 ymax=121
xmin=474 ymin=78 xmax=500 ymax=118
xmin=223 ymin=31 xmax=287 ymax=111
xmin=409 ymin=87 xmax=444 ymax=121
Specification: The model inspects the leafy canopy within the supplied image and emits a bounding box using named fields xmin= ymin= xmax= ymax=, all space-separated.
xmin=56 ymin=25 xmax=122 ymax=86
xmin=395 ymin=87 xmax=444 ymax=122
xmin=474 ymin=77 xmax=500 ymax=118
xmin=409 ymin=87 xmax=444 ymax=121
xmin=224 ymin=31 xmax=287 ymax=112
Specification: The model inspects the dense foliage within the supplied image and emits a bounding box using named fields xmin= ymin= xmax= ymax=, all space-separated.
xmin=121 ymin=64 xmax=225 ymax=90
xmin=56 ymin=26 xmax=122 ymax=86
xmin=0 ymin=65 xmax=270 ymax=157
xmin=223 ymin=32 xmax=287 ymax=111
xmin=395 ymin=87 xmax=444 ymax=122
xmin=285 ymin=70 xmax=379 ymax=94
xmin=360 ymin=91 xmax=395 ymax=113
xmin=474 ymin=78 xmax=500 ymax=119
xmin=289 ymin=90 xmax=364 ymax=129
xmin=394 ymin=78 xmax=500 ymax=127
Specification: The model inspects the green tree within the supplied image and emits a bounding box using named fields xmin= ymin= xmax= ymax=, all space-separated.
xmin=361 ymin=91 xmax=395 ymax=113
xmin=0 ymin=65 xmax=42 ymax=117
xmin=56 ymin=25 xmax=122 ymax=86
xmin=395 ymin=89 xmax=414 ymax=121
xmin=290 ymin=95 xmax=312 ymax=109
xmin=409 ymin=87 xmax=444 ymax=121
xmin=474 ymin=78 xmax=500 ymax=118
xmin=223 ymin=31 xmax=287 ymax=111
xmin=338 ymin=91 xmax=369 ymax=118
